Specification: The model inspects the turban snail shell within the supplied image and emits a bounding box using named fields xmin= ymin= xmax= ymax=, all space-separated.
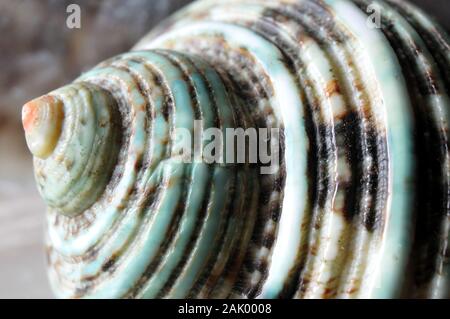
xmin=22 ymin=0 xmax=449 ymax=299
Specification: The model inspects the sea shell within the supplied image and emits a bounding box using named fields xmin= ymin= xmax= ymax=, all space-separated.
xmin=22 ymin=0 xmax=449 ymax=299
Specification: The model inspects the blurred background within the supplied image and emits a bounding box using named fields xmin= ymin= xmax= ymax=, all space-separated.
xmin=0 ymin=0 xmax=447 ymax=298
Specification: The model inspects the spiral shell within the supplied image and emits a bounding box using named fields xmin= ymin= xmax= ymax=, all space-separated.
xmin=23 ymin=0 xmax=449 ymax=299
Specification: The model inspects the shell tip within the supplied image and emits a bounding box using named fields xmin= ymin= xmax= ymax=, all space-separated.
xmin=22 ymin=95 xmax=64 ymax=159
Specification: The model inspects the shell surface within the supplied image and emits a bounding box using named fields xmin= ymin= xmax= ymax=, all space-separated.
xmin=23 ymin=0 xmax=449 ymax=298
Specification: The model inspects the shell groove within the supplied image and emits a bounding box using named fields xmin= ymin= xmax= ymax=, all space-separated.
xmin=23 ymin=0 xmax=449 ymax=298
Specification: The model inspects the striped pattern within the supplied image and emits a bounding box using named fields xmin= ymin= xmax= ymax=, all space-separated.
xmin=45 ymin=51 xmax=267 ymax=298
xmin=26 ymin=0 xmax=449 ymax=298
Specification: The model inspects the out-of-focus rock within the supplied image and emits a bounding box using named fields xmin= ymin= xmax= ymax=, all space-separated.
xmin=0 ymin=0 xmax=193 ymax=126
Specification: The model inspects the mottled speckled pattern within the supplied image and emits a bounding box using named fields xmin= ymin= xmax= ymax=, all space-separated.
xmin=23 ymin=0 xmax=449 ymax=298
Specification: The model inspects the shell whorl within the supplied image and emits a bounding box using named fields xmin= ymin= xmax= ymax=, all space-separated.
xmin=29 ymin=83 xmax=121 ymax=216
xmin=36 ymin=49 xmax=265 ymax=298
xmin=23 ymin=0 xmax=449 ymax=299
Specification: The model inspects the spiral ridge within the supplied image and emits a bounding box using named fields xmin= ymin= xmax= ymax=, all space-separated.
xmin=22 ymin=0 xmax=450 ymax=299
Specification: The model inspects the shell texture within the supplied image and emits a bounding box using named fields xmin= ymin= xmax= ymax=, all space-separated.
xmin=23 ymin=0 xmax=449 ymax=299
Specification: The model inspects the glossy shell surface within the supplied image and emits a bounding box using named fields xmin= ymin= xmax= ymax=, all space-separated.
xmin=23 ymin=0 xmax=449 ymax=298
